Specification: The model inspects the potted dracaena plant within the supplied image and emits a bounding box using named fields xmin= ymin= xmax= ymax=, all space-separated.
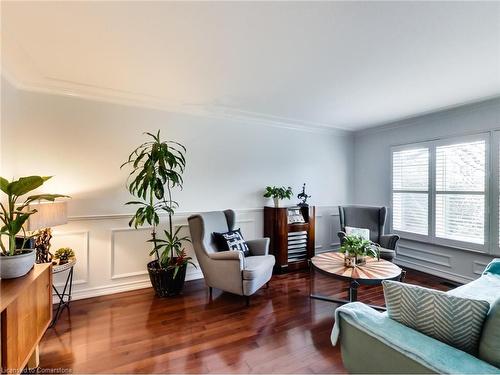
xmin=121 ymin=130 xmax=195 ymax=297
xmin=0 ymin=176 xmax=67 ymax=279
xmin=263 ymin=186 xmax=293 ymax=207
xmin=338 ymin=234 xmax=380 ymax=267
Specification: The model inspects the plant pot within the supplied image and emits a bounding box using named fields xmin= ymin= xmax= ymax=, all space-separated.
xmin=344 ymin=254 xmax=366 ymax=268
xmin=355 ymin=255 xmax=367 ymax=266
xmin=147 ymin=260 xmax=187 ymax=297
xmin=0 ymin=250 xmax=36 ymax=279
xmin=273 ymin=197 xmax=280 ymax=207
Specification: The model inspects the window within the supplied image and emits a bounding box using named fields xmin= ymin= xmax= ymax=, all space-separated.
xmin=392 ymin=135 xmax=488 ymax=249
xmin=435 ymin=141 xmax=486 ymax=244
xmin=392 ymin=148 xmax=429 ymax=235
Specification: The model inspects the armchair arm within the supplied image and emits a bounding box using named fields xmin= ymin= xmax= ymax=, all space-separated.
xmin=338 ymin=231 xmax=347 ymax=244
xmin=483 ymin=258 xmax=500 ymax=276
xmin=208 ymin=250 xmax=244 ymax=269
xmin=379 ymin=234 xmax=400 ymax=250
xmin=246 ymin=238 xmax=270 ymax=256
xmin=208 ymin=250 xmax=243 ymax=261
xmin=205 ymin=250 xmax=244 ymax=295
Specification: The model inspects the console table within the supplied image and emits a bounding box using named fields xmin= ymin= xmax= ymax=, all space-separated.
xmin=1 ymin=263 xmax=52 ymax=373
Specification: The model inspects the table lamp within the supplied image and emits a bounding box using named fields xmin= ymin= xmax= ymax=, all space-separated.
xmin=27 ymin=201 xmax=68 ymax=263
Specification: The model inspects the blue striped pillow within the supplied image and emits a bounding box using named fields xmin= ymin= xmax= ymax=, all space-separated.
xmin=383 ymin=280 xmax=490 ymax=355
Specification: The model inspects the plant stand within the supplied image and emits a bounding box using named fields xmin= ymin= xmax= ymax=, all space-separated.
xmin=50 ymin=259 xmax=76 ymax=327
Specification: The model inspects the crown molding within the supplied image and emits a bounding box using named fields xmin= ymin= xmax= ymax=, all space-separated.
xmin=2 ymin=71 xmax=352 ymax=137
xmin=354 ymin=94 xmax=500 ymax=137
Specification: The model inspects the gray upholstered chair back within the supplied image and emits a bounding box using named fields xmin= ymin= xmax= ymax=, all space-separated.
xmin=188 ymin=209 xmax=235 ymax=255
xmin=338 ymin=205 xmax=387 ymax=243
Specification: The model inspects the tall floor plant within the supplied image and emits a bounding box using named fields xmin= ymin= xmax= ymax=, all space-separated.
xmin=121 ymin=131 xmax=194 ymax=290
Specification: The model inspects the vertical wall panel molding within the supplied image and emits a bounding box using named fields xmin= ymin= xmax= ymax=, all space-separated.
xmin=52 ymin=230 xmax=90 ymax=287
xmin=110 ymin=226 xmax=153 ymax=280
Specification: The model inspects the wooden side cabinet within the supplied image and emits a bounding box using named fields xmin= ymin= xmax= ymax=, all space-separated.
xmin=264 ymin=206 xmax=315 ymax=273
xmin=1 ymin=263 xmax=52 ymax=373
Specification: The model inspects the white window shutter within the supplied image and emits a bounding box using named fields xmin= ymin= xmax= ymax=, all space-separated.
xmin=392 ymin=148 xmax=429 ymax=235
xmin=435 ymin=141 xmax=486 ymax=244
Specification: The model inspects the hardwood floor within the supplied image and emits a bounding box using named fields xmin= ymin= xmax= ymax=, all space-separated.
xmin=39 ymin=268 xmax=453 ymax=373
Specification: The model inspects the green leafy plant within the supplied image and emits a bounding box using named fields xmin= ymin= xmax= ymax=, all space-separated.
xmin=54 ymin=247 xmax=75 ymax=260
xmin=339 ymin=234 xmax=380 ymax=259
xmin=121 ymin=130 xmax=193 ymax=276
xmin=0 ymin=176 xmax=67 ymax=256
xmin=153 ymin=227 xmax=196 ymax=278
xmin=263 ymin=186 xmax=293 ymax=200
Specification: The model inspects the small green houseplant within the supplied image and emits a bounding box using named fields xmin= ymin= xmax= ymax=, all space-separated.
xmin=339 ymin=234 xmax=380 ymax=267
xmin=121 ymin=130 xmax=195 ymax=296
xmin=0 ymin=176 xmax=67 ymax=278
xmin=54 ymin=247 xmax=75 ymax=265
xmin=263 ymin=186 xmax=293 ymax=207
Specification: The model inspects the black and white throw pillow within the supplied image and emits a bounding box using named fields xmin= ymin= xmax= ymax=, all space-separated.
xmin=213 ymin=229 xmax=250 ymax=257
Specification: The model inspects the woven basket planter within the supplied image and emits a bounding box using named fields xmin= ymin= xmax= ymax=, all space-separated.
xmin=147 ymin=260 xmax=187 ymax=297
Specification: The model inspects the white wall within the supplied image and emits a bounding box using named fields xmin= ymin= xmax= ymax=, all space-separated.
xmin=1 ymin=78 xmax=353 ymax=299
xmin=353 ymin=97 xmax=500 ymax=283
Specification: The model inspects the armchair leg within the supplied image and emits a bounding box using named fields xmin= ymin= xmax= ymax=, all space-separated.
xmin=209 ymin=287 xmax=213 ymax=300
xmin=245 ymin=296 xmax=250 ymax=307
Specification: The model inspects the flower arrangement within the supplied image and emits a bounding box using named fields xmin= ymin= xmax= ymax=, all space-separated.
xmin=339 ymin=235 xmax=380 ymax=267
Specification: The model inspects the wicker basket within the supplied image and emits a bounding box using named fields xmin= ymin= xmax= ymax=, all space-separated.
xmin=147 ymin=260 xmax=187 ymax=297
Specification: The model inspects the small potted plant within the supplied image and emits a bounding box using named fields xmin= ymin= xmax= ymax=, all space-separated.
xmin=339 ymin=235 xmax=380 ymax=267
xmin=263 ymin=186 xmax=293 ymax=207
xmin=0 ymin=176 xmax=67 ymax=279
xmin=54 ymin=247 xmax=75 ymax=265
xmin=121 ymin=130 xmax=195 ymax=297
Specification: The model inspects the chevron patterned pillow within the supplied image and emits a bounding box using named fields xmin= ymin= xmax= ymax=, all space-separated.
xmin=383 ymin=280 xmax=490 ymax=355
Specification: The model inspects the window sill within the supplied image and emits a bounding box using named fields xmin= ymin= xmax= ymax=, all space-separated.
xmin=396 ymin=234 xmax=490 ymax=255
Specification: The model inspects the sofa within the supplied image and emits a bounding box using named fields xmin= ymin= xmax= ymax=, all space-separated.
xmin=332 ymin=259 xmax=500 ymax=374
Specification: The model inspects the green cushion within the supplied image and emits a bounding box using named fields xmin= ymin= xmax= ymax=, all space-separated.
xmin=479 ymin=298 xmax=500 ymax=368
xmin=383 ymin=280 xmax=490 ymax=355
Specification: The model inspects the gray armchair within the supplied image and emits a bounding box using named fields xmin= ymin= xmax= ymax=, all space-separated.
xmin=188 ymin=210 xmax=275 ymax=305
xmin=337 ymin=205 xmax=400 ymax=262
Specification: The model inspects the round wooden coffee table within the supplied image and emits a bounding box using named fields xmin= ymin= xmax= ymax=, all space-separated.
xmin=309 ymin=251 xmax=404 ymax=310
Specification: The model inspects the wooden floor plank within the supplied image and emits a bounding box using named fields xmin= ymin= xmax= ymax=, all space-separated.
xmin=39 ymin=268 xmax=453 ymax=373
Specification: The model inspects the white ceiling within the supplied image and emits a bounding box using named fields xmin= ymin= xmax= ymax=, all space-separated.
xmin=2 ymin=1 xmax=500 ymax=131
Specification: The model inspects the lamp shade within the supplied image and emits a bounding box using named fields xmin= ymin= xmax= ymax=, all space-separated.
xmin=27 ymin=201 xmax=68 ymax=231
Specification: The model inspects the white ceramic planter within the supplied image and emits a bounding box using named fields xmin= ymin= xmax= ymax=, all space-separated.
xmin=0 ymin=250 xmax=36 ymax=279
xmin=273 ymin=197 xmax=280 ymax=207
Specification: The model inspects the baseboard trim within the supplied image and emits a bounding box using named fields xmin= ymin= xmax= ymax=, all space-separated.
xmin=52 ymin=269 xmax=204 ymax=303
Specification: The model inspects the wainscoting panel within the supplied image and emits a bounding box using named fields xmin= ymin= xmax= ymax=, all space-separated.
xmin=51 ymin=230 xmax=89 ymax=287
xmin=111 ymin=227 xmax=153 ymax=280
xmin=397 ymin=244 xmax=452 ymax=269
xmin=395 ymin=238 xmax=495 ymax=284
xmin=315 ymin=207 xmax=341 ymax=253
xmin=472 ymin=260 xmax=490 ymax=276
xmin=50 ymin=206 xmax=340 ymax=301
